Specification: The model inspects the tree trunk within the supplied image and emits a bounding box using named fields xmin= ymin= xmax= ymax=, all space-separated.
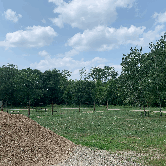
xmin=52 ymin=101 xmax=53 ymax=115
xmin=94 ymin=101 xmax=95 ymax=111
xmin=79 ymin=102 xmax=81 ymax=112
xmin=160 ymin=102 xmax=162 ymax=116
xmin=28 ymin=100 xmax=30 ymax=118
xmin=1 ymin=100 xmax=3 ymax=111
xmin=6 ymin=101 xmax=8 ymax=113
xmin=107 ymin=100 xmax=108 ymax=111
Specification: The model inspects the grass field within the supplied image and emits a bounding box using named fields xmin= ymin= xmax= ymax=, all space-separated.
xmin=3 ymin=105 xmax=166 ymax=165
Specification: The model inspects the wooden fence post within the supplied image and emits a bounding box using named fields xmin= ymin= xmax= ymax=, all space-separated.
xmin=79 ymin=102 xmax=81 ymax=112
xmin=144 ymin=106 xmax=146 ymax=116
xmin=160 ymin=103 xmax=162 ymax=116
xmin=52 ymin=101 xmax=53 ymax=115
xmin=107 ymin=100 xmax=108 ymax=111
xmin=6 ymin=101 xmax=8 ymax=113
xmin=28 ymin=100 xmax=30 ymax=118
xmin=1 ymin=100 xmax=3 ymax=111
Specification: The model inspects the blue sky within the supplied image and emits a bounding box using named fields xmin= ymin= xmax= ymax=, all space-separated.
xmin=0 ymin=0 xmax=166 ymax=80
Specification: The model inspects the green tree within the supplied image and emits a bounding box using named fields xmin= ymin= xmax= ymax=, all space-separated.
xmin=62 ymin=79 xmax=75 ymax=105
xmin=119 ymin=32 xmax=166 ymax=109
xmin=147 ymin=32 xmax=166 ymax=110
xmin=40 ymin=69 xmax=68 ymax=105
xmin=16 ymin=68 xmax=42 ymax=106
xmin=86 ymin=66 xmax=118 ymax=108
xmin=0 ymin=64 xmax=18 ymax=106
xmin=119 ymin=46 xmax=148 ymax=107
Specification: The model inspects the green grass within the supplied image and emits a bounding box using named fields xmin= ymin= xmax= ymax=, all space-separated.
xmin=3 ymin=105 xmax=166 ymax=165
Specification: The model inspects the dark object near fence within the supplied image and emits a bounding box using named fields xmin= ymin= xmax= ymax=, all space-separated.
xmin=10 ymin=111 xmax=20 ymax=114
xmin=36 ymin=107 xmax=47 ymax=112
xmin=144 ymin=111 xmax=146 ymax=116
xmin=28 ymin=100 xmax=30 ymax=118
xmin=0 ymin=100 xmax=3 ymax=111
xmin=141 ymin=111 xmax=150 ymax=117
xmin=52 ymin=102 xmax=57 ymax=115
xmin=36 ymin=103 xmax=47 ymax=112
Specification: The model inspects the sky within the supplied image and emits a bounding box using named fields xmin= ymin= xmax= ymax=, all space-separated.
xmin=0 ymin=0 xmax=166 ymax=80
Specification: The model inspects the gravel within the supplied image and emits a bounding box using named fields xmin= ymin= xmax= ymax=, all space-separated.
xmin=54 ymin=144 xmax=146 ymax=166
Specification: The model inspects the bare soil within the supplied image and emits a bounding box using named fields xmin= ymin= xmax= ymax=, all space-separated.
xmin=0 ymin=111 xmax=77 ymax=166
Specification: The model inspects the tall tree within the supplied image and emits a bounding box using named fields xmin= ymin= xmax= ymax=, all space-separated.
xmin=147 ymin=32 xmax=166 ymax=110
xmin=119 ymin=32 xmax=166 ymax=108
xmin=16 ymin=68 xmax=42 ymax=106
xmin=0 ymin=64 xmax=18 ymax=106
xmin=62 ymin=79 xmax=75 ymax=105
xmin=86 ymin=66 xmax=118 ymax=107
xmin=40 ymin=69 xmax=68 ymax=105
xmin=120 ymin=46 xmax=146 ymax=106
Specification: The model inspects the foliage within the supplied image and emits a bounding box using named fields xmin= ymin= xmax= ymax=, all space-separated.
xmin=119 ymin=32 xmax=166 ymax=107
xmin=0 ymin=64 xmax=18 ymax=105
xmin=0 ymin=32 xmax=166 ymax=107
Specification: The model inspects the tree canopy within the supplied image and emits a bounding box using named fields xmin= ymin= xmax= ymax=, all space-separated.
xmin=0 ymin=32 xmax=166 ymax=107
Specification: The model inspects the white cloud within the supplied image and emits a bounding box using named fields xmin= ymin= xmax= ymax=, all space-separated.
xmin=152 ymin=11 xmax=166 ymax=25
xmin=72 ymin=68 xmax=80 ymax=79
xmin=111 ymin=64 xmax=122 ymax=75
xmin=30 ymin=53 xmax=121 ymax=80
xmin=56 ymin=48 xmax=79 ymax=57
xmin=49 ymin=0 xmax=135 ymax=30
xmin=38 ymin=50 xmax=50 ymax=57
xmin=30 ymin=54 xmax=107 ymax=73
xmin=65 ymin=25 xmax=146 ymax=52
xmin=42 ymin=19 xmax=46 ymax=23
xmin=111 ymin=64 xmax=122 ymax=70
xmin=65 ymin=23 xmax=166 ymax=52
xmin=140 ymin=24 xmax=165 ymax=49
xmin=48 ymin=0 xmax=64 ymax=6
xmin=3 ymin=9 xmax=22 ymax=23
xmin=0 ymin=26 xmax=58 ymax=49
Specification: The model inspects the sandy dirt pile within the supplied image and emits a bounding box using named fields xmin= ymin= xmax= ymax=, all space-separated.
xmin=0 ymin=111 xmax=76 ymax=166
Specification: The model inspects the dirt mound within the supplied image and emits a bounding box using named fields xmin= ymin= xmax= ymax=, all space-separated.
xmin=0 ymin=111 xmax=76 ymax=166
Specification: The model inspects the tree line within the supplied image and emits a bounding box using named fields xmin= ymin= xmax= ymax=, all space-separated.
xmin=0 ymin=33 xmax=166 ymax=108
